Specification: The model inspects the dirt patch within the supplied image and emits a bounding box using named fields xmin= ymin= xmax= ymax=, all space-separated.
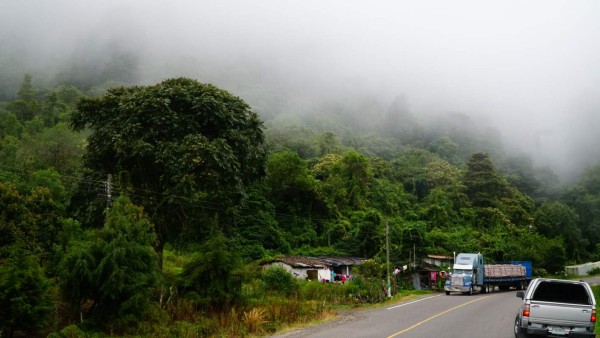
xmin=268 ymin=308 xmax=367 ymax=337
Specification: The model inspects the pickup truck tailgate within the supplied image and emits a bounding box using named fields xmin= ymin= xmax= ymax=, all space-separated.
xmin=529 ymin=301 xmax=594 ymax=325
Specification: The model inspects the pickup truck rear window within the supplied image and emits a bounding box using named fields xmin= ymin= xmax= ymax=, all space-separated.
xmin=531 ymin=281 xmax=591 ymax=305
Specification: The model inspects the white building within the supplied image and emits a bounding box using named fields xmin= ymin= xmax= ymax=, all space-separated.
xmin=261 ymin=256 xmax=366 ymax=282
xmin=565 ymin=261 xmax=600 ymax=276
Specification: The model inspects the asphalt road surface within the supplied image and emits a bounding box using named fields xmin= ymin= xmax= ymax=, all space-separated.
xmin=271 ymin=277 xmax=600 ymax=338
xmin=271 ymin=291 xmax=521 ymax=338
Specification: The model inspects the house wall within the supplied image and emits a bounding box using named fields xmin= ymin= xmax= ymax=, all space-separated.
xmin=264 ymin=262 xmax=332 ymax=281
xmin=565 ymin=261 xmax=600 ymax=276
xmin=423 ymin=257 xmax=452 ymax=267
xmin=317 ymin=269 xmax=333 ymax=282
xmin=332 ymin=265 xmax=355 ymax=277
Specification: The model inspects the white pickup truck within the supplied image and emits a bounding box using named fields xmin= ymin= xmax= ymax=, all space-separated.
xmin=514 ymin=278 xmax=596 ymax=338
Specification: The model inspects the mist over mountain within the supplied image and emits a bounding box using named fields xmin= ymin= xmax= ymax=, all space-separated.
xmin=2 ymin=0 xmax=600 ymax=183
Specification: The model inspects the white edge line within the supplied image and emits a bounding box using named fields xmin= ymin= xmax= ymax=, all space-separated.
xmin=387 ymin=294 xmax=442 ymax=310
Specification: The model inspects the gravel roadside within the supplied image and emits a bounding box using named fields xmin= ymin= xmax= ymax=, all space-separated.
xmin=267 ymin=308 xmax=368 ymax=338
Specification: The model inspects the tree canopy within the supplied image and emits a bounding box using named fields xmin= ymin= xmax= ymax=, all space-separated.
xmin=69 ymin=77 xmax=267 ymax=265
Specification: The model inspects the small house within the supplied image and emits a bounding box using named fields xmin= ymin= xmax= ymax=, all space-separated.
xmin=422 ymin=254 xmax=453 ymax=268
xmin=261 ymin=256 xmax=331 ymax=282
xmin=261 ymin=256 xmax=366 ymax=282
xmin=317 ymin=256 xmax=366 ymax=278
xmin=411 ymin=255 xmax=452 ymax=290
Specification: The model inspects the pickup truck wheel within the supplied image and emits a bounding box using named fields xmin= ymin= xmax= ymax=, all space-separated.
xmin=514 ymin=315 xmax=529 ymax=338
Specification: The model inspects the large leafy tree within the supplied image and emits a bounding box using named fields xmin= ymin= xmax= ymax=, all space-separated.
xmin=59 ymin=196 xmax=158 ymax=329
xmin=228 ymin=182 xmax=290 ymax=260
xmin=266 ymin=149 xmax=319 ymax=216
xmin=265 ymin=150 xmax=324 ymax=248
xmin=0 ymin=244 xmax=53 ymax=338
xmin=69 ymin=78 xmax=267 ymax=266
xmin=0 ymin=182 xmax=31 ymax=249
xmin=463 ymin=152 xmax=507 ymax=208
xmin=534 ymin=201 xmax=584 ymax=261
xmin=391 ymin=147 xmax=436 ymax=199
xmin=17 ymin=123 xmax=85 ymax=183
xmin=180 ymin=231 xmax=243 ymax=309
xmin=7 ymin=74 xmax=41 ymax=122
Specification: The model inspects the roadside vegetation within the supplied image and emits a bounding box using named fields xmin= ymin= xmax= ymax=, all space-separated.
xmin=1 ymin=75 xmax=600 ymax=337
xmin=587 ymin=267 xmax=600 ymax=276
xmin=593 ymin=285 xmax=600 ymax=336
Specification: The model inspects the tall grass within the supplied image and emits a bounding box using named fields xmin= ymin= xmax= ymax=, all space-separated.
xmin=52 ymin=250 xmax=394 ymax=337
xmin=242 ymin=307 xmax=268 ymax=334
xmin=299 ymin=280 xmax=354 ymax=305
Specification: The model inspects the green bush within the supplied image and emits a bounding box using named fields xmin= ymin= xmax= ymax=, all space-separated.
xmin=350 ymin=259 xmax=387 ymax=303
xmin=47 ymin=324 xmax=85 ymax=338
xmin=350 ymin=275 xmax=386 ymax=303
xmin=179 ymin=232 xmax=243 ymax=310
xmin=587 ymin=267 xmax=600 ymax=276
xmin=0 ymin=244 xmax=53 ymax=337
xmin=300 ymin=280 xmax=349 ymax=304
xmin=171 ymin=319 xmax=219 ymax=338
xmin=262 ymin=265 xmax=299 ymax=296
xmin=593 ymin=285 xmax=600 ymax=336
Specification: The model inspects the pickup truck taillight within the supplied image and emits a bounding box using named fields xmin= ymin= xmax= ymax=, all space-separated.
xmin=592 ymin=309 xmax=596 ymax=323
xmin=523 ymin=304 xmax=530 ymax=317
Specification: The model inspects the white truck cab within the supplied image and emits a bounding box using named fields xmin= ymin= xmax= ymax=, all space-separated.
xmin=514 ymin=278 xmax=596 ymax=338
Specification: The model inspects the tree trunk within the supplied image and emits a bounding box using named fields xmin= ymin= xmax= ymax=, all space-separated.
xmin=155 ymin=234 xmax=165 ymax=271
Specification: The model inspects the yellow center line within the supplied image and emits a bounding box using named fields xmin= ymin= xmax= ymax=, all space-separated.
xmin=387 ymin=295 xmax=492 ymax=338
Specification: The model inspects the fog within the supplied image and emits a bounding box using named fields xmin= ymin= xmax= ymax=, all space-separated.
xmin=2 ymin=0 xmax=600 ymax=182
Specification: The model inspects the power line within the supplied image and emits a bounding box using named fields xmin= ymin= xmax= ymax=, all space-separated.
xmin=0 ymin=162 xmax=334 ymax=225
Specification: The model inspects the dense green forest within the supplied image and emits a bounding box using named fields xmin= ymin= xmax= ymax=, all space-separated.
xmin=1 ymin=74 xmax=600 ymax=337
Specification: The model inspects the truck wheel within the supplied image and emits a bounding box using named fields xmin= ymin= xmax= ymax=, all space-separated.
xmin=469 ymin=286 xmax=473 ymax=296
xmin=445 ymin=291 xmax=450 ymax=295
xmin=514 ymin=315 xmax=529 ymax=338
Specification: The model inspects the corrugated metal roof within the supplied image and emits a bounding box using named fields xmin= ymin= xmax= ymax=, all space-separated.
xmin=427 ymin=255 xmax=452 ymax=260
xmin=263 ymin=256 xmax=367 ymax=268
xmin=314 ymin=256 xmax=367 ymax=266
xmin=274 ymin=256 xmax=328 ymax=268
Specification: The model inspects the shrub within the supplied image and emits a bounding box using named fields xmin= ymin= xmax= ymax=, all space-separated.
xmin=58 ymin=196 xmax=159 ymax=330
xmin=300 ymin=280 xmax=349 ymax=304
xmin=350 ymin=259 xmax=387 ymax=303
xmin=179 ymin=232 xmax=243 ymax=310
xmin=0 ymin=244 xmax=53 ymax=337
xmin=262 ymin=265 xmax=299 ymax=296
xmin=47 ymin=324 xmax=85 ymax=338
xmin=587 ymin=267 xmax=600 ymax=276
xmin=351 ymin=275 xmax=386 ymax=303
xmin=242 ymin=307 xmax=268 ymax=334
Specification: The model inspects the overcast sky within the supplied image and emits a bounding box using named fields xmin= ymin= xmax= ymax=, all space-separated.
xmin=2 ymin=0 xmax=600 ymax=181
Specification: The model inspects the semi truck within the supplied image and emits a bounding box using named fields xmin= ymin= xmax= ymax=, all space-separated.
xmin=444 ymin=253 xmax=532 ymax=295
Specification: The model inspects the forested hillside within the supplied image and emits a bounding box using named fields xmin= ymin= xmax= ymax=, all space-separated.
xmin=1 ymin=75 xmax=600 ymax=337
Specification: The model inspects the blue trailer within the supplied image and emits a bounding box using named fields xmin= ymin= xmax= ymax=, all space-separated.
xmin=444 ymin=253 xmax=533 ymax=295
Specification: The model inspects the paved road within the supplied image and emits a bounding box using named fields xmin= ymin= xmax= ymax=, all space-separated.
xmin=585 ymin=276 xmax=600 ymax=286
xmin=271 ymin=277 xmax=599 ymax=338
xmin=271 ymin=290 xmax=523 ymax=338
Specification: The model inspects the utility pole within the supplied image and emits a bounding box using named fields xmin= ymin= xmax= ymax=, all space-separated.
xmin=386 ymin=220 xmax=391 ymax=297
